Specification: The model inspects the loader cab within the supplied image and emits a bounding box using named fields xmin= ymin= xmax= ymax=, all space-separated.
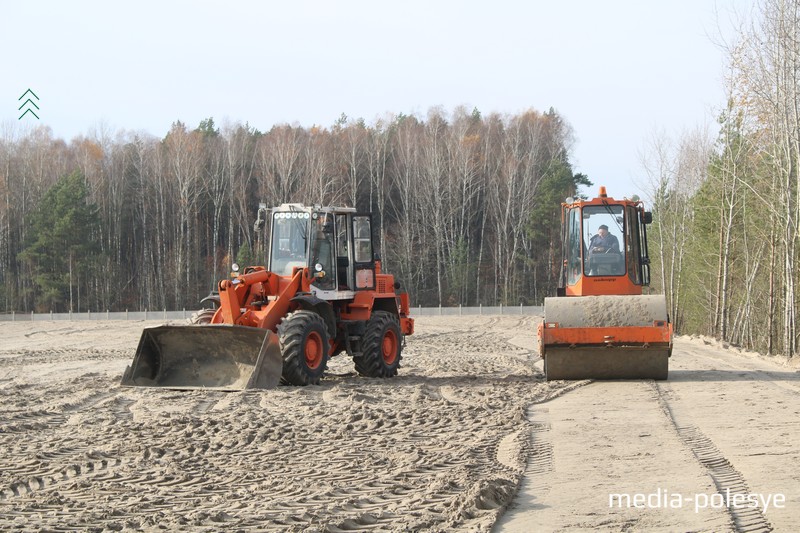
xmin=559 ymin=187 xmax=652 ymax=297
xmin=268 ymin=205 xmax=376 ymax=299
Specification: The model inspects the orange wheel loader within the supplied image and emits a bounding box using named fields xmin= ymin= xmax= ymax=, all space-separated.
xmin=121 ymin=204 xmax=414 ymax=390
xmin=538 ymin=187 xmax=673 ymax=380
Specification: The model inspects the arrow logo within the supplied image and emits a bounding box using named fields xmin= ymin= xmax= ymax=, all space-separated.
xmin=18 ymin=88 xmax=40 ymax=120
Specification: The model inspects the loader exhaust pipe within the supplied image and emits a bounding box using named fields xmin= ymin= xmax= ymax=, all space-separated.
xmin=121 ymin=325 xmax=283 ymax=390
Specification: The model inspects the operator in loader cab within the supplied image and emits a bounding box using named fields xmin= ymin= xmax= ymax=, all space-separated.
xmin=588 ymin=225 xmax=619 ymax=255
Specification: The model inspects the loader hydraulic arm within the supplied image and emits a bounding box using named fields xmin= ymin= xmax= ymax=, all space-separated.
xmin=218 ymin=267 xmax=308 ymax=331
xmin=218 ymin=268 xmax=271 ymax=324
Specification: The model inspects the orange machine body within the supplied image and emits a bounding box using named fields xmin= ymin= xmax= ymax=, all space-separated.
xmin=539 ymin=187 xmax=672 ymax=380
xmin=123 ymin=204 xmax=414 ymax=390
xmin=212 ymin=262 xmax=415 ymax=350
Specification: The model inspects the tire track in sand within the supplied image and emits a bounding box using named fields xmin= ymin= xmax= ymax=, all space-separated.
xmin=651 ymin=381 xmax=773 ymax=533
xmin=1 ymin=316 xmax=575 ymax=532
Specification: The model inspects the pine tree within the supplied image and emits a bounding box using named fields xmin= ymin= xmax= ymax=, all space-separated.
xmin=18 ymin=171 xmax=101 ymax=312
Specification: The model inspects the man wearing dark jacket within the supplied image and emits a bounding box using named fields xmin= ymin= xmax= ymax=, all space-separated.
xmin=588 ymin=224 xmax=619 ymax=255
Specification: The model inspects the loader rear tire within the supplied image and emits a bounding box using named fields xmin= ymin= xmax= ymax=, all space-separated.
xmin=279 ymin=310 xmax=330 ymax=386
xmin=354 ymin=311 xmax=402 ymax=378
xmin=189 ymin=308 xmax=216 ymax=325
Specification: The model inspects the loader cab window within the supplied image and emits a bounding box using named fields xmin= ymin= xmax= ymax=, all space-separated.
xmin=310 ymin=212 xmax=336 ymax=291
xmin=583 ymin=205 xmax=626 ymax=276
xmin=269 ymin=211 xmax=310 ymax=276
xmin=336 ymin=214 xmax=351 ymax=290
xmin=352 ymin=216 xmax=375 ymax=289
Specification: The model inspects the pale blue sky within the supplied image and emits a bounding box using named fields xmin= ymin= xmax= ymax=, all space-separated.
xmin=2 ymin=0 xmax=748 ymax=198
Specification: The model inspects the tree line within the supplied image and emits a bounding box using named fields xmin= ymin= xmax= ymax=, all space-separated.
xmin=5 ymin=1 xmax=796 ymax=362
xmin=0 ymin=107 xmax=586 ymax=314
xmin=645 ymin=0 xmax=800 ymax=358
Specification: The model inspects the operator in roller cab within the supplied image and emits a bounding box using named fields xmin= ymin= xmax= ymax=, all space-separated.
xmin=586 ymin=223 xmax=622 ymax=275
xmin=588 ymin=224 xmax=619 ymax=255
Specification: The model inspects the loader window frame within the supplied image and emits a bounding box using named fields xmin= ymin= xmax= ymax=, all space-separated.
xmin=352 ymin=215 xmax=375 ymax=290
xmin=269 ymin=211 xmax=310 ymax=276
xmin=310 ymin=212 xmax=336 ymax=290
xmin=335 ymin=214 xmax=352 ymax=290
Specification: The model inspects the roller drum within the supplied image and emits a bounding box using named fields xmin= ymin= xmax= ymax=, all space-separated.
xmin=541 ymin=295 xmax=671 ymax=381
xmin=544 ymin=294 xmax=667 ymax=328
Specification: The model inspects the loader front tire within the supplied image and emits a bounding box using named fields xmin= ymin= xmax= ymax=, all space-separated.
xmin=189 ymin=308 xmax=216 ymax=325
xmin=354 ymin=311 xmax=402 ymax=378
xmin=279 ymin=310 xmax=330 ymax=386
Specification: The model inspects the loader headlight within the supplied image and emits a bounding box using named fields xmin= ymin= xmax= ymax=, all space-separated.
xmin=231 ymin=263 xmax=240 ymax=272
xmin=314 ymin=263 xmax=323 ymax=272
xmin=565 ymin=196 xmax=574 ymax=204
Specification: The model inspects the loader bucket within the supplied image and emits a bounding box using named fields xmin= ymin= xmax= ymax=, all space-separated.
xmin=121 ymin=325 xmax=283 ymax=390
xmin=540 ymin=295 xmax=672 ymax=381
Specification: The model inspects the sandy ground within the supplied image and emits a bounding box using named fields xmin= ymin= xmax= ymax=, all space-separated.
xmin=0 ymin=316 xmax=570 ymax=531
xmin=498 ymin=335 xmax=800 ymax=532
xmin=1 ymin=317 xmax=798 ymax=531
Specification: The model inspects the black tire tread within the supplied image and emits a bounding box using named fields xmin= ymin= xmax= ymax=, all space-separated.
xmin=279 ymin=310 xmax=329 ymax=386
xmin=190 ymin=308 xmax=216 ymax=324
xmin=353 ymin=311 xmax=402 ymax=378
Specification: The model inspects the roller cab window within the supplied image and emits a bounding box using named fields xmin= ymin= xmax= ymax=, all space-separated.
xmin=583 ymin=205 xmax=626 ymax=277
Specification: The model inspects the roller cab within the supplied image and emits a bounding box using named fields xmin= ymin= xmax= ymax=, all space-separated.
xmin=540 ymin=187 xmax=673 ymax=380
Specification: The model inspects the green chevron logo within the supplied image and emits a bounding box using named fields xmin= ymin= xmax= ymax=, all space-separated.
xmin=18 ymin=89 xmax=40 ymax=120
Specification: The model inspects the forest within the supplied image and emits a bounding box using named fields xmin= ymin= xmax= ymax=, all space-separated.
xmin=643 ymin=0 xmax=800 ymax=358
xmin=0 ymin=106 xmax=585 ymax=315
xmin=1 ymin=0 xmax=798 ymax=359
